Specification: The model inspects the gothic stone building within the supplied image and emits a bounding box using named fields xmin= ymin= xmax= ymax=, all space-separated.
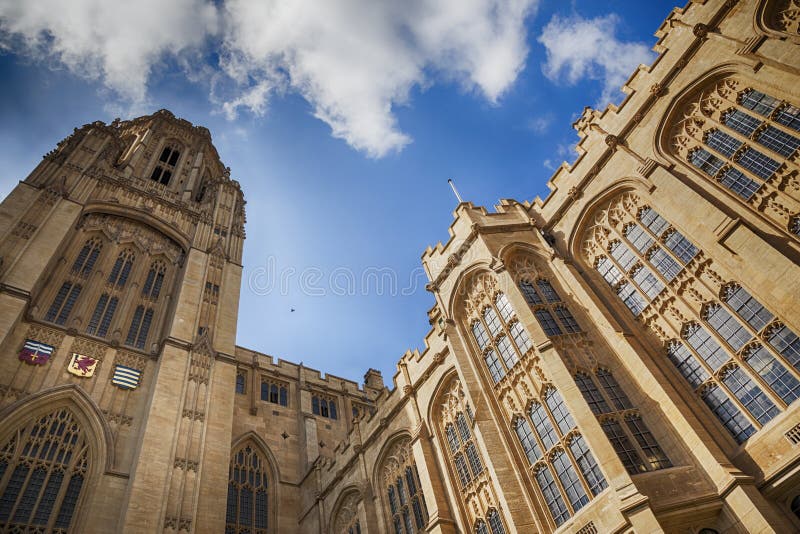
xmin=1 ymin=0 xmax=800 ymax=532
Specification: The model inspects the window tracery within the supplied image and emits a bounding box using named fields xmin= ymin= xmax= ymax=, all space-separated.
xmin=465 ymin=275 xmax=532 ymax=383
xmin=0 ymin=408 xmax=90 ymax=532
xmin=519 ymin=278 xmax=582 ymax=336
xmin=332 ymin=490 xmax=362 ymax=534
xmin=379 ymin=436 xmax=428 ymax=534
xmin=513 ymin=386 xmax=607 ymax=527
xmin=437 ymin=378 xmax=507 ymax=532
xmin=38 ymin=214 xmax=180 ymax=351
xmin=225 ymin=443 xmax=270 ymax=534
xmin=582 ymin=192 xmax=800 ymax=445
xmin=574 ymin=369 xmax=671 ymax=474
xmin=669 ymin=78 xmax=800 ymax=237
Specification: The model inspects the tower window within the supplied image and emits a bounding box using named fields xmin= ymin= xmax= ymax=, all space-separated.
xmin=149 ymin=146 xmax=181 ymax=186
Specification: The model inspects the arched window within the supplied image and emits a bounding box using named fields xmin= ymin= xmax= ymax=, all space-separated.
xmin=519 ymin=278 xmax=583 ymax=336
xmin=150 ymin=145 xmax=181 ymax=186
xmin=445 ymin=412 xmax=483 ymax=489
xmin=86 ymin=293 xmax=118 ymax=336
xmin=486 ymin=509 xmax=506 ymax=534
xmin=107 ymin=249 xmax=135 ymax=288
xmin=332 ymin=490 xmax=362 ymax=534
xmin=236 ymin=371 xmax=246 ymax=395
xmin=467 ymin=284 xmax=531 ymax=383
xmin=514 ymin=387 xmax=607 ymax=527
xmin=85 ymin=249 xmax=141 ymax=341
xmin=670 ymin=79 xmax=800 ymax=235
xmin=142 ymin=261 xmax=166 ymax=300
xmin=71 ymin=238 xmax=102 ymax=276
xmin=583 ymin=192 xmax=799 ymax=448
xmin=0 ymin=408 xmax=90 ymax=531
xmin=380 ymin=437 xmax=428 ymax=534
xmin=125 ymin=305 xmax=154 ymax=350
xmin=225 ymin=444 xmax=269 ymax=534
xmin=44 ymin=282 xmax=82 ymax=325
xmin=592 ymin=206 xmax=698 ymax=316
xmin=574 ymin=369 xmax=671 ymax=474
xmin=475 ymin=512 xmax=507 ymax=534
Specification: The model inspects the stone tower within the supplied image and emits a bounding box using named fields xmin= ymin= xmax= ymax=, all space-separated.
xmin=0 ymin=110 xmax=245 ymax=532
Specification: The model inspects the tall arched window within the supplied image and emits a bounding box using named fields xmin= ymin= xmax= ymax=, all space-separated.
xmin=0 ymin=408 xmax=90 ymax=531
xmin=226 ymin=443 xmax=270 ymax=534
xmin=514 ymin=387 xmax=607 ymax=527
xmin=467 ymin=278 xmax=532 ymax=383
xmin=519 ymin=279 xmax=582 ymax=335
xmin=437 ymin=378 xmax=507 ymax=534
xmin=379 ymin=437 xmax=428 ymax=534
xmin=583 ymin=193 xmax=800 ymax=445
xmin=332 ymin=490 xmax=362 ymax=534
xmin=575 ymin=369 xmax=671 ymax=474
xmin=85 ymin=248 xmax=134 ymax=339
xmin=39 ymin=215 xmax=179 ymax=350
xmin=44 ymin=238 xmax=104 ymax=326
xmin=670 ymin=78 xmax=800 ymax=236
xmin=71 ymin=238 xmax=102 ymax=277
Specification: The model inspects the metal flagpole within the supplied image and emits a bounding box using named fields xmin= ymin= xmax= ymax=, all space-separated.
xmin=447 ymin=178 xmax=463 ymax=203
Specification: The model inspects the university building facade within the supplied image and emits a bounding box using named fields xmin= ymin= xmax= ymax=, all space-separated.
xmin=1 ymin=0 xmax=800 ymax=532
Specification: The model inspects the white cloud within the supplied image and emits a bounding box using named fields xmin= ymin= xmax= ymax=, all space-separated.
xmin=220 ymin=0 xmax=539 ymax=158
xmin=537 ymin=14 xmax=654 ymax=106
xmin=0 ymin=0 xmax=539 ymax=158
xmin=0 ymin=0 xmax=218 ymax=103
xmin=526 ymin=114 xmax=552 ymax=135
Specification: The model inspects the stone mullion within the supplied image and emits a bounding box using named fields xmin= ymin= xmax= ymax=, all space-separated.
xmin=699 ymin=106 xmax=800 ymax=207
xmin=692 ymin=117 xmax=796 ymax=221
xmin=562 ymin=430 xmax=596 ymax=502
xmin=503 ymin=270 xmax=635 ymax=527
xmin=716 ymin=93 xmax=800 ymax=169
xmin=539 ymin=400 xmax=584 ymax=516
xmin=694 ymin=312 xmax=785 ymax=420
xmin=497 ymin=305 xmax=525 ymax=366
xmin=755 ymin=327 xmax=800 ymax=385
xmin=113 ymin=255 xmax=148 ymax=346
xmin=444 ymin=321 xmax=540 ymax=532
xmin=604 ymin=222 xmax=654 ymax=304
xmin=719 ymin=298 xmax=800 ymax=387
xmin=699 ymin=306 xmax=795 ymax=409
xmin=588 ymin=376 xmax=653 ymax=472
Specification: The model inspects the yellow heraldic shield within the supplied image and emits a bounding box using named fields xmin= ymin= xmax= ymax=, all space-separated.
xmin=67 ymin=353 xmax=99 ymax=377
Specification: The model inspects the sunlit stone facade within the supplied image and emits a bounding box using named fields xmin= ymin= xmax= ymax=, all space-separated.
xmin=0 ymin=0 xmax=799 ymax=532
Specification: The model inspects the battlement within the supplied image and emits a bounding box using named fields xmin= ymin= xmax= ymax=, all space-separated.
xmin=234 ymin=345 xmax=377 ymax=396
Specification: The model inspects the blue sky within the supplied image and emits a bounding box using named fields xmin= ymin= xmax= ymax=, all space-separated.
xmin=0 ymin=0 xmax=679 ymax=386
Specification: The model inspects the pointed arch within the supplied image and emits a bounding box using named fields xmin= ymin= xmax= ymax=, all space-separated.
xmin=226 ymin=432 xmax=279 ymax=533
xmin=373 ymin=430 xmax=428 ymax=534
xmin=0 ymin=383 xmax=114 ymax=473
xmin=566 ymin=180 xmax=650 ymax=265
xmin=0 ymin=384 xmax=114 ymax=532
xmin=446 ymin=260 xmax=495 ymax=321
xmin=329 ymin=485 xmax=363 ymax=534
xmin=230 ymin=431 xmax=282 ymax=484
